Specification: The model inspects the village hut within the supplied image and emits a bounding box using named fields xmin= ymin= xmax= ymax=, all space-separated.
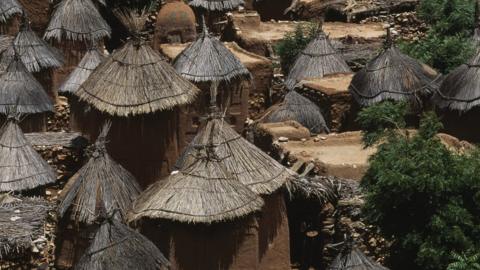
xmin=284 ymin=27 xmax=351 ymax=90
xmin=189 ymin=0 xmax=244 ymax=11
xmin=0 ymin=194 xmax=51 ymax=260
xmin=55 ymin=122 xmax=141 ymax=268
xmin=264 ymin=90 xmax=330 ymax=134
xmin=0 ymin=56 xmax=54 ymax=131
xmin=154 ymin=0 xmax=196 ymax=45
xmin=328 ymin=241 xmax=389 ymax=270
xmin=75 ymin=213 xmax=169 ymax=270
xmin=349 ymin=30 xmax=440 ymax=107
xmin=129 ymin=132 xmax=265 ymax=270
xmin=174 ymin=115 xmax=296 ymax=270
xmin=0 ymin=0 xmax=22 ymax=35
xmin=74 ymin=10 xmax=199 ymax=187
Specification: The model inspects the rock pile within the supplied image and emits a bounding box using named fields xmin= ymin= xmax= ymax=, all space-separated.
xmin=361 ymin=12 xmax=428 ymax=41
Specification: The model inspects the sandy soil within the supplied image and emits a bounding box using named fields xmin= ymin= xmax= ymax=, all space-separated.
xmin=301 ymin=73 xmax=354 ymax=95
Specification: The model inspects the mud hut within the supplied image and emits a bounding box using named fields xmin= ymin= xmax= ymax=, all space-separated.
xmin=75 ymin=10 xmax=199 ymax=187
xmin=0 ymin=56 xmax=54 ymax=131
xmin=75 ymin=214 xmax=169 ymax=270
xmin=349 ymin=31 xmax=440 ymax=107
xmin=129 ymin=133 xmax=265 ymax=270
xmin=175 ymin=115 xmax=296 ymax=270
xmin=0 ymin=0 xmax=22 ymax=35
xmin=154 ymin=0 xmax=196 ymax=45
xmin=56 ymin=122 xmax=141 ymax=268
xmin=284 ymin=28 xmax=351 ymax=90
xmin=189 ymin=0 xmax=244 ymax=11
xmin=0 ymin=194 xmax=51 ymax=260
xmin=264 ymin=90 xmax=330 ymax=134
xmin=328 ymin=242 xmax=389 ymax=270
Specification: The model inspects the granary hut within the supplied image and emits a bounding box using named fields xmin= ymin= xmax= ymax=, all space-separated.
xmin=173 ymin=115 xmax=296 ymax=270
xmin=56 ymin=122 xmax=141 ymax=268
xmin=0 ymin=194 xmax=51 ymax=260
xmin=328 ymin=241 xmax=389 ymax=270
xmin=349 ymin=30 xmax=440 ymax=107
xmin=154 ymin=0 xmax=196 ymax=45
xmin=0 ymin=56 xmax=54 ymax=131
xmin=284 ymin=26 xmax=351 ymax=90
xmin=74 ymin=10 xmax=199 ymax=187
xmin=264 ymin=90 xmax=330 ymax=134
xmin=0 ymin=0 xmax=22 ymax=35
xmin=129 ymin=131 xmax=265 ymax=270
xmin=75 ymin=214 xmax=169 ymax=270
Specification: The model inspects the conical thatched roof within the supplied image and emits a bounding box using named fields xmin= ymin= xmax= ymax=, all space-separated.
xmin=349 ymin=41 xmax=440 ymax=106
xmin=176 ymin=117 xmax=296 ymax=195
xmin=129 ymin=143 xmax=264 ymax=224
xmin=0 ymin=119 xmax=56 ymax=192
xmin=76 ymin=40 xmax=200 ymax=116
xmin=0 ymin=0 xmax=22 ymax=23
xmin=1 ymin=22 xmax=64 ymax=73
xmin=266 ymin=91 xmax=329 ymax=134
xmin=285 ymin=30 xmax=351 ymax=90
xmin=75 ymin=216 xmax=169 ymax=270
xmin=0 ymin=194 xmax=51 ymax=259
xmin=0 ymin=57 xmax=54 ymax=113
xmin=173 ymin=24 xmax=251 ymax=83
xmin=58 ymin=123 xmax=141 ymax=225
xmin=328 ymin=243 xmax=389 ymax=270
xmin=0 ymin=35 xmax=13 ymax=54
xmin=434 ymin=48 xmax=480 ymax=112
xmin=59 ymin=48 xmax=104 ymax=94
xmin=189 ymin=0 xmax=243 ymax=11
xmin=45 ymin=0 xmax=111 ymax=42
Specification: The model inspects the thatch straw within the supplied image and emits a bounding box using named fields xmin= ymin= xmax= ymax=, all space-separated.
xmin=349 ymin=40 xmax=440 ymax=106
xmin=1 ymin=21 xmax=64 ymax=73
xmin=173 ymin=22 xmax=251 ymax=83
xmin=129 ymin=141 xmax=264 ymax=224
xmin=0 ymin=57 xmax=54 ymax=113
xmin=286 ymin=176 xmax=340 ymax=204
xmin=75 ymin=214 xmax=169 ymax=270
xmin=58 ymin=122 xmax=142 ymax=225
xmin=59 ymin=48 xmax=104 ymax=94
xmin=0 ymin=35 xmax=13 ymax=54
xmin=189 ymin=0 xmax=244 ymax=11
xmin=176 ymin=117 xmax=296 ymax=195
xmin=76 ymin=40 xmax=200 ymax=116
xmin=0 ymin=0 xmax=22 ymax=23
xmin=434 ymin=48 xmax=480 ymax=112
xmin=328 ymin=242 xmax=389 ymax=270
xmin=265 ymin=91 xmax=329 ymax=134
xmin=0 ymin=194 xmax=51 ymax=259
xmin=285 ymin=31 xmax=351 ymax=90
xmin=44 ymin=0 xmax=111 ymax=42
xmin=0 ymin=119 xmax=57 ymax=192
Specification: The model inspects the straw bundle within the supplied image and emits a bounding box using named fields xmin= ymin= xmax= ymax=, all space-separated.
xmin=44 ymin=0 xmax=111 ymax=42
xmin=349 ymin=45 xmax=440 ymax=107
xmin=173 ymin=25 xmax=251 ymax=83
xmin=58 ymin=122 xmax=141 ymax=225
xmin=0 ymin=0 xmax=22 ymax=23
xmin=189 ymin=0 xmax=244 ymax=11
xmin=76 ymin=40 xmax=200 ymax=116
xmin=0 ymin=119 xmax=56 ymax=192
xmin=328 ymin=243 xmax=389 ymax=270
xmin=434 ymin=48 xmax=480 ymax=112
xmin=265 ymin=91 xmax=329 ymax=134
xmin=0 ymin=57 xmax=54 ymax=113
xmin=285 ymin=31 xmax=351 ymax=90
xmin=0 ymin=194 xmax=51 ymax=259
xmin=75 ymin=216 xmax=169 ymax=270
xmin=176 ymin=117 xmax=296 ymax=195
xmin=0 ymin=35 xmax=13 ymax=54
xmin=286 ymin=176 xmax=340 ymax=204
xmin=59 ymin=48 xmax=104 ymax=94
xmin=1 ymin=22 xmax=64 ymax=73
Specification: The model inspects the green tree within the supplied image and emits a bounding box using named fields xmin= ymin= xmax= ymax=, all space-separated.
xmin=447 ymin=252 xmax=480 ymax=270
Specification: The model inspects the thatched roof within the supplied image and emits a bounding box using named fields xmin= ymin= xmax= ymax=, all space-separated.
xmin=1 ymin=22 xmax=64 ymax=73
xmin=173 ymin=24 xmax=251 ymax=83
xmin=0 ymin=57 xmax=54 ymax=113
xmin=265 ymin=91 xmax=329 ymax=134
xmin=349 ymin=41 xmax=440 ymax=106
xmin=130 ymin=142 xmax=264 ymax=224
xmin=44 ymin=0 xmax=111 ymax=42
xmin=434 ymin=48 xmax=480 ymax=112
xmin=189 ymin=0 xmax=244 ymax=11
xmin=0 ymin=0 xmax=22 ymax=23
xmin=176 ymin=117 xmax=296 ymax=195
xmin=59 ymin=48 xmax=104 ymax=94
xmin=0 ymin=35 xmax=13 ymax=54
xmin=0 ymin=194 xmax=51 ymax=259
xmin=0 ymin=119 xmax=57 ymax=192
xmin=58 ymin=122 xmax=141 ymax=225
xmin=328 ymin=243 xmax=389 ymax=270
xmin=285 ymin=30 xmax=351 ymax=90
xmin=75 ymin=216 xmax=169 ymax=270
xmin=76 ymin=40 xmax=200 ymax=116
